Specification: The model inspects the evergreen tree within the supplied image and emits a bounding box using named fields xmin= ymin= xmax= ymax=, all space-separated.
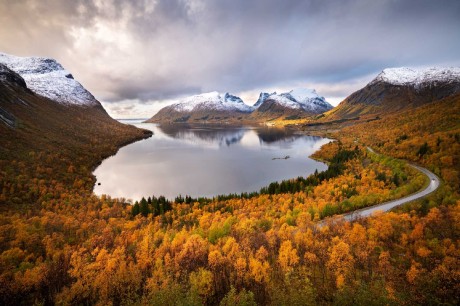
xmin=140 ymin=197 xmax=149 ymax=217
xmin=417 ymin=142 xmax=430 ymax=157
xmin=131 ymin=201 xmax=140 ymax=216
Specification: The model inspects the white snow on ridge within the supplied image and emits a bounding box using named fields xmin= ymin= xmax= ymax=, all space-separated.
xmin=170 ymin=91 xmax=254 ymax=113
xmin=169 ymin=88 xmax=332 ymax=114
xmin=371 ymin=67 xmax=460 ymax=87
xmin=254 ymin=88 xmax=333 ymax=112
xmin=287 ymin=88 xmax=333 ymax=112
xmin=0 ymin=53 xmax=98 ymax=106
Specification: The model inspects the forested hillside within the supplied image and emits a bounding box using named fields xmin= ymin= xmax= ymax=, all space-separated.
xmin=0 ymin=67 xmax=152 ymax=209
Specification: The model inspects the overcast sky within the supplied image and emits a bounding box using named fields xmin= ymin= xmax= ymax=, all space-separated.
xmin=1 ymin=0 xmax=459 ymax=118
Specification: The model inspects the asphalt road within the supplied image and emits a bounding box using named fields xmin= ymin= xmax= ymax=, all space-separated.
xmin=319 ymin=147 xmax=440 ymax=225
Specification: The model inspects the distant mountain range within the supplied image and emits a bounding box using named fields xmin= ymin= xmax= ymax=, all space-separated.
xmin=327 ymin=67 xmax=460 ymax=119
xmin=1 ymin=51 xmax=459 ymax=128
xmin=146 ymin=88 xmax=333 ymax=123
xmin=148 ymin=66 xmax=460 ymax=124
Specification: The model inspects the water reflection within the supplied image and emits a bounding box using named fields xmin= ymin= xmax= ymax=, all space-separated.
xmin=157 ymin=124 xmax=317 ymax=148
xmin=256 ymin=127 xmax=300 ymax=144
xmin=93 ymin=123 xmax=331 ymax=200
xmin=158 ymin=124 xmax=245 ymax=147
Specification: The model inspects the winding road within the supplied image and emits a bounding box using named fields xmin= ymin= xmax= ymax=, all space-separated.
xmin=320 ymin=147 xmax=440 ymax=224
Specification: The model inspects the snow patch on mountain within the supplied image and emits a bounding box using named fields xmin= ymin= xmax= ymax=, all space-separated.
xmin=170 ymin=91 xmax=253 ymax=113
xmin=256 ymin=88 xmax=333 ymax=113
xmin=371 ymin=67 xmax=460 ymax=87
xmin=289 ymin=88 xmax=319 ymax=102
xmin=270 ymin=94 xmax=302 ymax=109
xmin=0 ymin=53 xmax=98 ymax=106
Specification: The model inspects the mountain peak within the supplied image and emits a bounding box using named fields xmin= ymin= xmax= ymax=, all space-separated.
xmin=170 ymin=91 xmax=253 ymax=113
xmin=256 ymin=88 xmax=332 ymax=113
xmin=254 ymin=92 xmax=276 ymax=108
xmin=0 ymin=53 xmax=99 ymax=106
xmin=371 ymin=67 xmax=460 ymax=87
xmin=224 ymin=92 xmax=245 ymax=104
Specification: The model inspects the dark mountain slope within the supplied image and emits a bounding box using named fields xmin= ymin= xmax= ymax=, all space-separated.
xmin=0 ymin=63 xmax=151 ymax=207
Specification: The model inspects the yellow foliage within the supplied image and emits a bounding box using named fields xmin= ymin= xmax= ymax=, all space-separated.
xmin=189 ymin=268 xmax=214 ymax=298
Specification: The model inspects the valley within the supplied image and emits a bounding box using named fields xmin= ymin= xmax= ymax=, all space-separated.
xmin=0 ymin=53 xmax=458 ymax=305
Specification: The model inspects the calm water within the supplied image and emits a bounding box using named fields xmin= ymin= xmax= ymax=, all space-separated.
xmin=93 ymin=120 xmax=331 ymax=200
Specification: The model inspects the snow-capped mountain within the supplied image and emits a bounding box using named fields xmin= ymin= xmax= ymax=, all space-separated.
xmin=0 ymin=53 xmax=99 ymax=106
xmin=146 ymin=91 xmax=254 ymax=123
xmin=148 ymin=88 xmax=333 ymax=123
xmin=252 ymin=88 xmax=333 ymax=118
xmin=170 ymin=91 xmax=253 ymax=113
xmin=0 ymin=52 xmax=151 ymax=159
xmin=329 ymin=67 xmax=460 ymax=119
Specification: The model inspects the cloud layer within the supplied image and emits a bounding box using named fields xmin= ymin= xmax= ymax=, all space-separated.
xmin=1 ymin=0 xmax=459 ymax=117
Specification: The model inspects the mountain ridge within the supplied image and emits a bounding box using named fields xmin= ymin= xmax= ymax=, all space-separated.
xmin=371 ymin=67 xmax=460 ymax=87
xmin=327 ymin=66 xmax=460 ymax=119
xmin=0 ymin=52 xmax=100 ymax=107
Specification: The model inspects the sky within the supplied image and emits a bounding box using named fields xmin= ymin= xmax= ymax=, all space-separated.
xmin=1 ymin=0 xmax=459 ymax=118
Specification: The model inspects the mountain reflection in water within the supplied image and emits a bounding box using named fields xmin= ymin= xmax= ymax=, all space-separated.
xmin=157 ymin=124 xmax=318 ymax=147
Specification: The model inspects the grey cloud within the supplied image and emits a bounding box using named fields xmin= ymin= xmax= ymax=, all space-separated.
xmin=1 ymin=0 xmax=459 ymax=110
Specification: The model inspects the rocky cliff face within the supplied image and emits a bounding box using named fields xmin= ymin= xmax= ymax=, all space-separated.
xmin=0 ymin=63 xmax=28 ymax=89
